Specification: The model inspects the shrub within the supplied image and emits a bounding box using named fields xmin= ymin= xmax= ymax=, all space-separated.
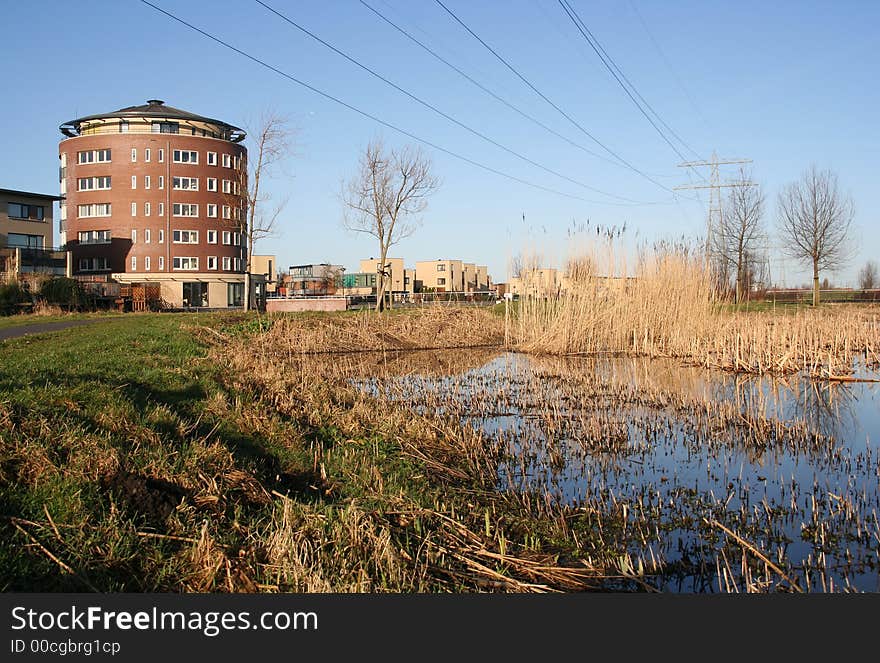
xmin=39 ymin=277 xmax=84 ymax=308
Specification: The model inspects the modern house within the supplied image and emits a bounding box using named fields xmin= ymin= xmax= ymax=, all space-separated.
xmin=58 ymin=99 xmax=259 ymax=308
xmin=1 ymin=188 xmax=68 ymax=278
xmin=415 ymin=259 xmax=466 ymax=293
xmin=283 ymin=263 xmax=344 ymax=296
xmin=251 ymin=254 xmax=277 ymax=293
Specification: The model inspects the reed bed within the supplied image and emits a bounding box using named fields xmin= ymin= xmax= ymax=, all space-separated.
xmin=513 ymin=242 xmax=879 ymax=377
xmin=258 ymin=305 xmax=504 ymax=355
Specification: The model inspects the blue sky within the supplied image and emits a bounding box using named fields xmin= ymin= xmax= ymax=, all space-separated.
xmin=2 ymin=0 xmax=877 ymax=286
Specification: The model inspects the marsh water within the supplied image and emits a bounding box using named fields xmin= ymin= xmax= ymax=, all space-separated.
xmin=351 ymin=349 xmax=880 ymax=592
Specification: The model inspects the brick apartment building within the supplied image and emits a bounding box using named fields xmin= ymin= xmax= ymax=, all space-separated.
xmin=58 ymin=99 xmax=258 ymax=308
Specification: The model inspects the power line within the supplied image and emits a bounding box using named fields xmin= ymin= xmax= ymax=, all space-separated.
xmin=432 ymin=0 xmax=678 ymax=196
xmin=137 ymin=0 xmax=631 ymax=205
xmin=557 ymin=0 xmax=704 ymax=169
xmin=255 ymin=0 xmax=649 ymax=205
xmin=359 ymin=0 xmax=637 ymax=174
xmin=628 ymin=0 xmax=712 ymax=139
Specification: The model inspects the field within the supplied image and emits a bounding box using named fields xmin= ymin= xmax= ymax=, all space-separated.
xmin=1 ymin=294 xmax=878 ymax=592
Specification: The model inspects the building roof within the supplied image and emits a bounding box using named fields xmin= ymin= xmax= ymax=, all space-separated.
xmin=0 ymin=188 xmax=63 ymax=202
xmin=59 ymin=99 xmax=245 ymax=141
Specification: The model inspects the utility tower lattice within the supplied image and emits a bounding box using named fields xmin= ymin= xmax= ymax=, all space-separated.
xmin=674 ymin=151 xmax=754 ymax=257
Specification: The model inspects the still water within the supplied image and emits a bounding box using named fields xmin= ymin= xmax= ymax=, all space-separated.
xmin=359 ymin=350 xmax=880 ymax=592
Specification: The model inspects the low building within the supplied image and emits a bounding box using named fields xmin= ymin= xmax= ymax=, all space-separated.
xmin=251 ymin=254 xmax=277 ymax=293
xmin=1 ymin=188 xmax=68 ymax=278
xmin=416 ymin=259 xmax=465 ymax=293
xmin=283 ymin=263 xmax=343 ymax=296
xmin=359 ymin=257 xmax=406 ymax=294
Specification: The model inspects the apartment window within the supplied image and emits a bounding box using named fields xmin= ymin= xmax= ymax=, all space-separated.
xmin=144 ymin=148 xmax=151 ymax=162
xmin=183 ymin=282 xmax=208 ymax=307
xmin=7 ymin=233 xmax=43 ymax=248
xmin=158 ymin=203 xmax=164 ymax=218
xmin=222 ymin=154 xmax=231 ymax=168
xmin=232 ymin=232 xmax=241 ymax=246
xmin=144 ymin=228 xmax=151 ymax=243
xmin=173 ymin=229 xmax=199 ymax=244
xmin=144 ymin=202 xmax=151 ymax=217
xmin=207 ymin=230 xmax=217 ymax=244
xmin=437 ymin=264 xmax=446 ymax=272
xmin=79 ymin=257 xmax=110 ymax=271
xmin=172 ymin=203 xmax=198 ymax=217
xmin=131 ymin=202 xmax=137 ymax=217
xmin=207 ymin=152 xmax=217 ymax=166
xmin=227 ymin=282 xmax=244 ymax=307
xmin=221 ymin=179 xmax=232 ymax=194
xmin=77 ymin=230 xmax=111 ymax=244
xmin=7 ymin=203 xmax=45 ymax=220
xmin=222 ymin=205 xmax=231 ymax=220
xmin=173 ymin=150 xmax=198 ymax=164
xmin=437 ymin=277 xmax=446 ymax=285
xmin=158 ymin=148 xmax=164 ymax=163
xmin=144 ymin=175 xmax=151 ymax=189
xmin=207 ymin=178 xmax=217 ymax=192
xmin=207 ymin=204 xmax=217 ymax=218
xmin=222 ymin=256 xmax=231 ymax=270
xmin=131 ymin=148 xmax=137 ymax=163
xmin=173 ymin=176 xmax=198 ymax=190
xmin=233 ymin=207 xmax=241 ymax=221
xmin=152 ymin=121 xmax=179 ymax=134
xmin=173 ymin=257 xmax=199 ymax=271
xmin=119 ymin=121 xmax=129 ymax=133
xmin=222 ymin=231 xmax=231 ymax=245
xmin=158 ymin=229 xmax=164 ymax=243
xmin=77 ymin=203 xmax=111 ymax=218
xmin=158 ymin=256 xmax=165 ymax=270
xmin=207 ymin=256 xmax=218 ymax=270
xmin=131 ymin=175 xmax=137 ymax=190
xmin=77 ymin=149 xmax=111 ymax=164
xmin=131 ymin=229 xmax=137 ymax=243
xmin=131 ymin=256 xmax=137 ymax=270
xmin=77 ymin=176 xmax=111 ymax=191
xmin=158 ymin=175 xmax=164 ymax=189
xmin=145 ymin=256 xmax=151 ymax=271
xmin=233 ymin=257 xmax=242 ymax=271
xmin=233 ymin=180 xmax=240 ymax=195
xmin=233 ymin=155 xmax=241 ymax=170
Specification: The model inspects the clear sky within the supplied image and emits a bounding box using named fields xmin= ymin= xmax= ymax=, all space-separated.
xmin=2 ymin=0 xmax=877 ymax=286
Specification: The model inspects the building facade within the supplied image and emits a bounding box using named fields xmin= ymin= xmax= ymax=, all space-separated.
xmin=58 ymin=99 xmax=250 ymax=308
xmin=282 ymin=263 xmax=343 ymax=296
xmin=1 ymin=188 xmax=68 ymax=278
xmin=416 ymin=259 xmax=466 ymax=293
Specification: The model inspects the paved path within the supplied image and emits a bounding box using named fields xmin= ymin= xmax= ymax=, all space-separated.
xmin=0 ymin=319 xmax=105 ymax=342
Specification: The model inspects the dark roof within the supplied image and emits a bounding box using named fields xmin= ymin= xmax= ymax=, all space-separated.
xmin=60 ymin=100 xmax=245 ymax=141
xmin=0 ymin=188 xmax=63 ymax=202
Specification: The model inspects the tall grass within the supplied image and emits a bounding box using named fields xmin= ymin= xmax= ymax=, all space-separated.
xmin=513 ymin=239 xmax=879 ymax=376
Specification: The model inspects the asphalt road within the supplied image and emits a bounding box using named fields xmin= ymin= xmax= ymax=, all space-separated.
xmin=0 ymin=319 xmax=104 ymax=342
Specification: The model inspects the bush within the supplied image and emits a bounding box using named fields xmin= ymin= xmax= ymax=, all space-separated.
xmin=0 ymin=281 xmax=27 ymax=315
xmin=39 ymin=277 xmax=84 ymax=308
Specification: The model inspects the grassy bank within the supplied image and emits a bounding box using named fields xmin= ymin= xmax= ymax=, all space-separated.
xmin=0 ymin=309 xmax=621 ymax=592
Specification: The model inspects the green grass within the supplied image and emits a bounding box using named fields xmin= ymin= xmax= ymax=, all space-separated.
xmin=1 ymin=310 xmax=604 ymax=592
xmin=0 ymin=310 xmax=125 ymax=331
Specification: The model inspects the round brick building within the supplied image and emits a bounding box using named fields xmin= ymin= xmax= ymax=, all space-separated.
xmin=59 ymin=99 xmax=252 ymax=308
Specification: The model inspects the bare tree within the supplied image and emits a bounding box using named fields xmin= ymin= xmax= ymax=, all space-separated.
xmin=232 ymin=111 xmax=294 ymax=311
xmin=858 ymin=260 xmax=878 ymax=290
xmin=718 ymin=169 xmax=765 ymax=303
xmin=342 ymin=139 xmax=439 ymax=312
xmin=777 ymin=165 xmax=855 ymax=306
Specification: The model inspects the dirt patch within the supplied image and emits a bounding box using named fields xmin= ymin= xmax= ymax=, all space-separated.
xmin=102 ymin=470 xmax=189 ymax=525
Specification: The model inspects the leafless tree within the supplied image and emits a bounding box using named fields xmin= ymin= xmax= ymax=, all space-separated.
xmin=231 ymin=111 xmax=294 ymax=311
xmin=777 ymin=165 xmax=855 ymax=306
xmin=342 ymin=139 xmax=439 ymax=312
xmin=858 ymin=260 xmax=878 ymax=290
xmin=717 ymin=169 xmax=765 ymax=302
